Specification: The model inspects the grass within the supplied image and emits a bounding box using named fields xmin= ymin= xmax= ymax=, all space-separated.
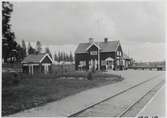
xmin=2 ymin=71 xmax=123 ymax=116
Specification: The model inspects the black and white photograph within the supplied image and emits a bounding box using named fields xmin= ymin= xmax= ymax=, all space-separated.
xmin=2 ymin=0 xmax=166 ymax=117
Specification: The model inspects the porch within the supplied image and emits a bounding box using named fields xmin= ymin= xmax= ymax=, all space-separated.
xmin=22 ymin=63 xmax=51 ymax=75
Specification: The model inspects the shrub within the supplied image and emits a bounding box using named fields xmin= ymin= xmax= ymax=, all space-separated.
xmin=2 ymin=72 xmax=21 ymax=87
xmin=87 ymin=71 xmax=93 ymax=80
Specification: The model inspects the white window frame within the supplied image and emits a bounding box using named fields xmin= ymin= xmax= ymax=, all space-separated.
xmin=42 ymin=63 xmax=51 ymax=74
xmin=90 ymin=51 xmax=98 ymax=55
xmin=79 ymin=61 xmax=86 ymax=66
xmin=117 ymin=60 xmax=120 ymax=65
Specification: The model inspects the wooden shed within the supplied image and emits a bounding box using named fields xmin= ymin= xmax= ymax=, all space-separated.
xmin=21 ymin=53 xmax=53 ymax=75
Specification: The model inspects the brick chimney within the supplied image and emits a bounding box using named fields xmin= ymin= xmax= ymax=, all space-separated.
xmin=104 ymin=37 xmax=108 ymax=43
xmin=89 ymin=38 xmax=94 ymax=44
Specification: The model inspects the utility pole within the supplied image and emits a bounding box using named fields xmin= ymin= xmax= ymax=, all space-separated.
xmin=98 ymin=42 xmax=100 ymax=71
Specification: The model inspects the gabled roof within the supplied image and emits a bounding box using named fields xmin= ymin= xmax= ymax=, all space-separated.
xmin=75 ymin=40 xmax=119 ymax=54
xmin=21 ymin=53 xmax=53 ymax=64
xmin=86 ymin=42 xmax=101 ymax=51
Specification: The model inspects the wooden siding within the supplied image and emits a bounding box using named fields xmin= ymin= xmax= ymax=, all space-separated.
xmin=41 ymin=56 xmax=52 ymax=63
xmin=75 ymin=43 xmax=124 ymax=71
xmin=22 ymin=56 xmax=52 ymax=74
xmin=75 ymin=53 xmax=89 ymax=70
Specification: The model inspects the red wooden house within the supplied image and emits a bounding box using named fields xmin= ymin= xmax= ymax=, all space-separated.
xmin=75 ymin=38 xmax=124 ymax=71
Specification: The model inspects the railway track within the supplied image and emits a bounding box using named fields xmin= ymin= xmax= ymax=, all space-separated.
xmin=117 ymin=80 xmax=164 ymax=117
xmin=69 ymin=74 xmax=164 ymax=117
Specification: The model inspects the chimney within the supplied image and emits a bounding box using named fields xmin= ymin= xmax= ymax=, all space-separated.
xmin=104 ymin=37 xmax=108 ymax=43
xmin=89 ymin=38 xmax=94 ymax=44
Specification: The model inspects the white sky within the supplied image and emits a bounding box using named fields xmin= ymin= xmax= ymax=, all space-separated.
xmin=10 ymin=1 xmax=166 ymax=62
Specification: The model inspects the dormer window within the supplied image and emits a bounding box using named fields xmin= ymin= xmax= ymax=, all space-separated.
xmin=117 ymin=51 xmax=121 ymax=56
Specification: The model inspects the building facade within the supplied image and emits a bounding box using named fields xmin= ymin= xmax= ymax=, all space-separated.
xmin=21 ymin=53 xmax=53 ymax=75
xmin=75 ymin=38 xmax=124 ymax=71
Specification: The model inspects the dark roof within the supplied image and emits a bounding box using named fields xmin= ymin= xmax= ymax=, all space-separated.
xmin=75 ymin=40 xmax=119 ymax=54
xmin=21 ymin=53 xmax=51 ymax=64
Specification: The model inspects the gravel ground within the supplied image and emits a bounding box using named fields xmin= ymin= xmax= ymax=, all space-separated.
xmin=137 ymin=84 xmax=165 ymax=117
xmin=122 ymin=80 xmax=165 ymax=117
xmin=76 ymin=74 xmax=164 ymax=117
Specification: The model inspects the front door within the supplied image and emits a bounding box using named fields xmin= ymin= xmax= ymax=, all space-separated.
xmin=106 ymin=61 xmax=114 ymax=70
xmin=29 ymin=65 xmax=33 ymax=75
xmin=89 ymin=59 xmax=98 ymax=71
xmin=44 ymin=65 xmax=48 ymax=74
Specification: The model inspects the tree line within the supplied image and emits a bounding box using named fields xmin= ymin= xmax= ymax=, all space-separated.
xmin=21 ymin=40 xmax=53 ymax=59
xmin=54 ymin=51 xmax=73 ymax=62
xmin=2 ymin=2 xmax=74 ymax=64
xmin=2 ymin=1 xmax=17 ymax=63
xmin=21 ymin=41 xmax=74 ymax=62
xmin=2 ymin=2 xmax=51 ymax=63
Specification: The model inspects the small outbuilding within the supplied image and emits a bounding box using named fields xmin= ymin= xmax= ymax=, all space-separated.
xmin=21 ymin=53 xmax=53 ymax=75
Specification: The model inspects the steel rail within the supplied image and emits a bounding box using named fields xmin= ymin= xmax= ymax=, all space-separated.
xmin=117 ymin=80 xmax=164 ymax=117
xmin=69 ymin=74 xmax=162 ymax=117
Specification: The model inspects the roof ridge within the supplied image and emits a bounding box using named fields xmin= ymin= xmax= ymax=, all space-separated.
xmin=29 ymin=53 xmax=46 ymax=55
xmin=75 ymin=40 xmax=120 ymax=54
xmin=78 ymin=40 xmax=119 ymax=44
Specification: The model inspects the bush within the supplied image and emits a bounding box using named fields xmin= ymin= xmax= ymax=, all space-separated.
xmin=87 ymin=71 xmax=93 ymax=80
xmin=2 ymin=72 xmax=21 ymax=87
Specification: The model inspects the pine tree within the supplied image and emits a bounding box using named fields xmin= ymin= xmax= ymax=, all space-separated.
xmin=16 ymin=44 xmax=23 ymax=62
xmin=45 ymin=47 xmax=52 ymax=58
xmin=60 ymin=52 xmax=62 ymax=61
xmin=2 ymin=2 xmax=17 ymax=63
xmin=36 ymin=40 xmax=42 ymax=54
xmin=28 ymin=42 xmax=36 ymax=55
xmin=65 ymin=52 xmax=68 ymax=61
xmin=63 ymin=52 xmax=66 ymax=61
xmin=69 ymin=51 xmax=73 ymax=62
xmin=54 ymin=52 xmax=58 ymax=61
xmin=58 ymin=51 xmax=61 ymax=62
xmin=21 ymin=40 xmax=26 ymax=58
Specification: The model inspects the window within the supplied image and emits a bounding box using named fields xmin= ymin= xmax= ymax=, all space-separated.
xmin=101 ymin=60 xmax=106 ymax=65
xmin=117 ymin=51 xmax=122 ymax=56
xmin=42 ymin=64 xmax=51 ymax=74
xmin=117 ymin=51 xmax=119 ymax=56
xmin=90 ymin=51 xmax=97 ymax=55
xmin=123 ymin=60 xmax=125 ymax=66
xmin=119 ymin=51 xmax=122 ymax=56
xmin=80 ymin=61 xmax=86 ymax=66
xmin=117 ymin=60 xmax=120 ymax=65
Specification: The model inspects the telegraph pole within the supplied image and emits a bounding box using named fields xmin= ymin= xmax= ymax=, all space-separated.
xmin=98 ymin=42 xmax=100 ymax=71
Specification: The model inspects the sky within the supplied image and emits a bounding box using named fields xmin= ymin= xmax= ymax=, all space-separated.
xmin=10 ymin=1 xmax=165 ymax=62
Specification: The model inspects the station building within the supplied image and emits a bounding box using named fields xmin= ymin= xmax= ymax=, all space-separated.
xmin=75 ymin=38 xmax=127 ymax=71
